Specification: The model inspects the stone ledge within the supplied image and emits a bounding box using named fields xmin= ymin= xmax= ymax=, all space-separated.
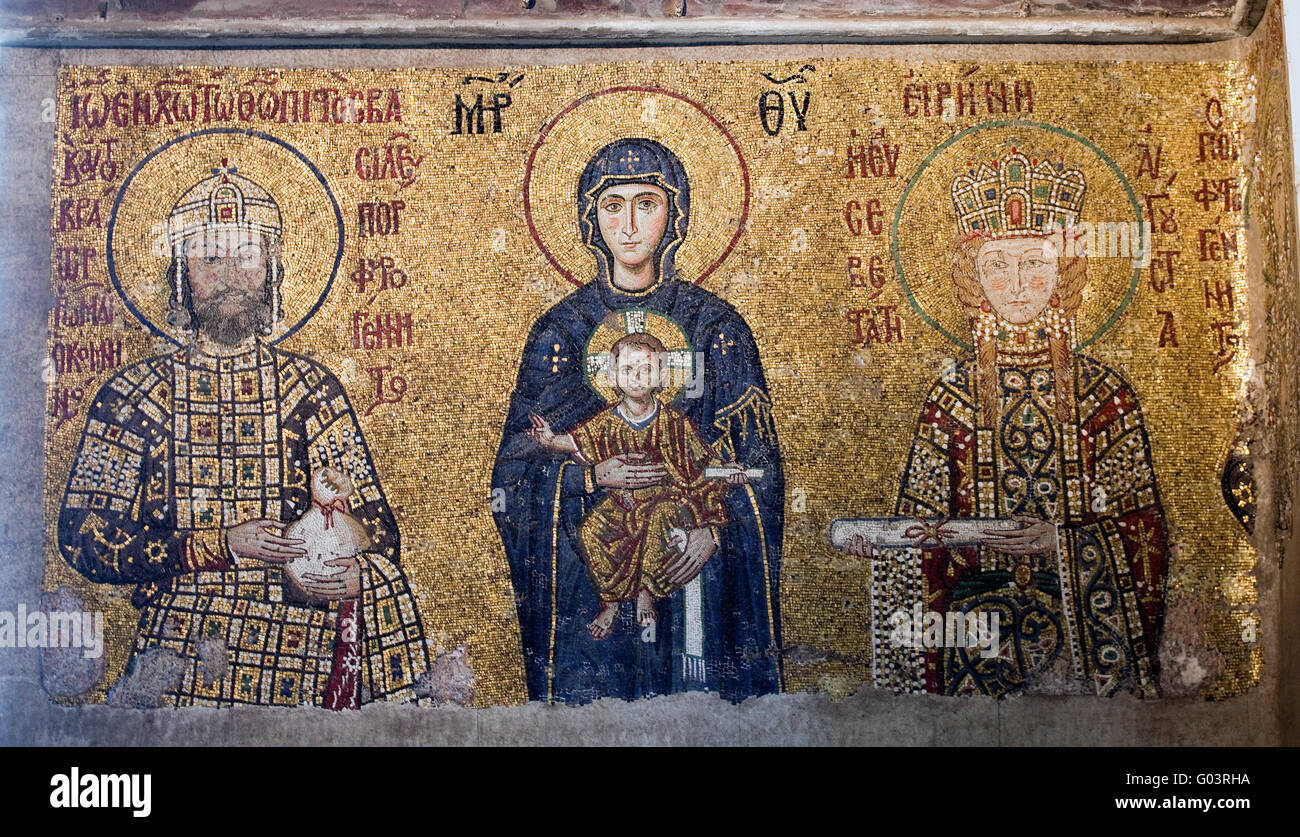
xmin=0 ymin=0 xmax=1270 ymax=47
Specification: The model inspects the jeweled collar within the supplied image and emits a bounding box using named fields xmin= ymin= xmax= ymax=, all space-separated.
xmin=974 ymin=308 xmax=1073 ymax=363
xmin=180 ymin=335 xmax=269 ymax=370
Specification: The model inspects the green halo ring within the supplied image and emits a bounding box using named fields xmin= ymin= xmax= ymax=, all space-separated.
xmin=890 ymin=119 xmax=1144 ymax=353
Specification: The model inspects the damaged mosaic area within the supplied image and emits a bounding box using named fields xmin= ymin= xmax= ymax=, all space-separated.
xmin=36 ymin=38 xmax=1282 ymax=708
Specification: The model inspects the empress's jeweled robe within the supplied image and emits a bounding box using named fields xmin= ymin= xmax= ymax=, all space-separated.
xmin=571 ymin=400 xmax=730 ymax=602
xmin=58 ymin=342 xmax=429 ymax=707
xmin=889 ymin=341 xmax=1168 ymax=697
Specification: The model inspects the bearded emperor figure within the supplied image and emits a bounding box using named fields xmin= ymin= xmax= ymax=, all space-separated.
xmin=57 ymin=162 xmax=428 ymax=708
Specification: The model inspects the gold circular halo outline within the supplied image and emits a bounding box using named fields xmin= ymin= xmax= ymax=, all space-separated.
xmin=891 ymin=120 xmax=1145 ymax=352
xmin=523 ymin=87 xmax=750 ymax=287
xmin=106 ymin=128 xmax=344 ymax=346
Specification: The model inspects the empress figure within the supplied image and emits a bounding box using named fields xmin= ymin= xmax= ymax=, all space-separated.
xmin=855 ymin=150 xmax=1169 ymax=697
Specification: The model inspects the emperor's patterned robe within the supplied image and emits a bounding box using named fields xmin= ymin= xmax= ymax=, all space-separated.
xmin=887 ymin=351 xmax=1168 ymax=697
xmin=57 ymin=342 xmax=429 ymax=707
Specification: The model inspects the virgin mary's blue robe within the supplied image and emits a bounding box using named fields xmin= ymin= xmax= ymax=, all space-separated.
xmin=492 ymin=271 xmax=784 ymax=704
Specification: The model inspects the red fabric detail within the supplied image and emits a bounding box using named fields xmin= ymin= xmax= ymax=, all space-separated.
xmin=323 ymin=599 xmax=360 ymax=711
xmin=1116 ymin=506 xmax=1169 ymax=647
xmin=182 ymin=532 xmax=234 ymax=572
xmin=315 ymin=498 xmax=349 ymax=531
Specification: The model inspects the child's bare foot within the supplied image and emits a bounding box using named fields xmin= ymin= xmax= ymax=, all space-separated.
xmin=587 ymin=601 xmax=619 ymax=640
xmin=636 ymin=589 xmax=657 ymax=627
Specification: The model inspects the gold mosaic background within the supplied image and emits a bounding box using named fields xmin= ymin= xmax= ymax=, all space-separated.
xmin=44 ymin=54 xmax=1266 ymax=705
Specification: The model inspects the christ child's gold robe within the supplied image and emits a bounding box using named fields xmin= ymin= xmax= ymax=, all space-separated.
xmin=571 ymin=400 xmax=730 ymax=602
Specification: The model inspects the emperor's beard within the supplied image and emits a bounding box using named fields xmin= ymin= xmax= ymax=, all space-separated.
xmin=193 ymin=290 xmax=272 ymax=346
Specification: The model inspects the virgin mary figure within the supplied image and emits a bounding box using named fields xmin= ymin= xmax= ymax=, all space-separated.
xmin=493 ymin=137 xmax=784 ymax=704
xmin=852 ymin=149 xmax=1169 ymax=697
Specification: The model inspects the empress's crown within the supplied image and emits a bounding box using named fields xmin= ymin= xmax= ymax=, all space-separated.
xmin=167 ymin=159 xmax=282 ymax=253
xmin=951 ymin=149 xmax=1086 ymax=237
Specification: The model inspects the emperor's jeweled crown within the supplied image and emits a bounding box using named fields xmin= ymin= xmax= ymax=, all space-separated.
xmin=168 ymin=159 xmax=282 ymax=253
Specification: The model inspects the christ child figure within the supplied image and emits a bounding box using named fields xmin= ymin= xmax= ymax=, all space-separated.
xmin=528 ymin=332 xmax=750 ymax=640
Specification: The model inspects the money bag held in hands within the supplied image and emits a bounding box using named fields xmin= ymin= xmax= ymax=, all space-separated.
xmin=284 ymin=466 xmax=372 ymax=579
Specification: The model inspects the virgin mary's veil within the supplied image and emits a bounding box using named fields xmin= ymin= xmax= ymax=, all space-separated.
xmin=577 ymin=137 xmax=691 ymax=284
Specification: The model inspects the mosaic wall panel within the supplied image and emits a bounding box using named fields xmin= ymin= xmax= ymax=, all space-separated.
xmin=32 ymin=8 xmax=1294 ymax=708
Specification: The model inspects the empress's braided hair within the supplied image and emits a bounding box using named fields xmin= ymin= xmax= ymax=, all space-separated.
xmin=951 ymin=232 xmax=1088 ymax=427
